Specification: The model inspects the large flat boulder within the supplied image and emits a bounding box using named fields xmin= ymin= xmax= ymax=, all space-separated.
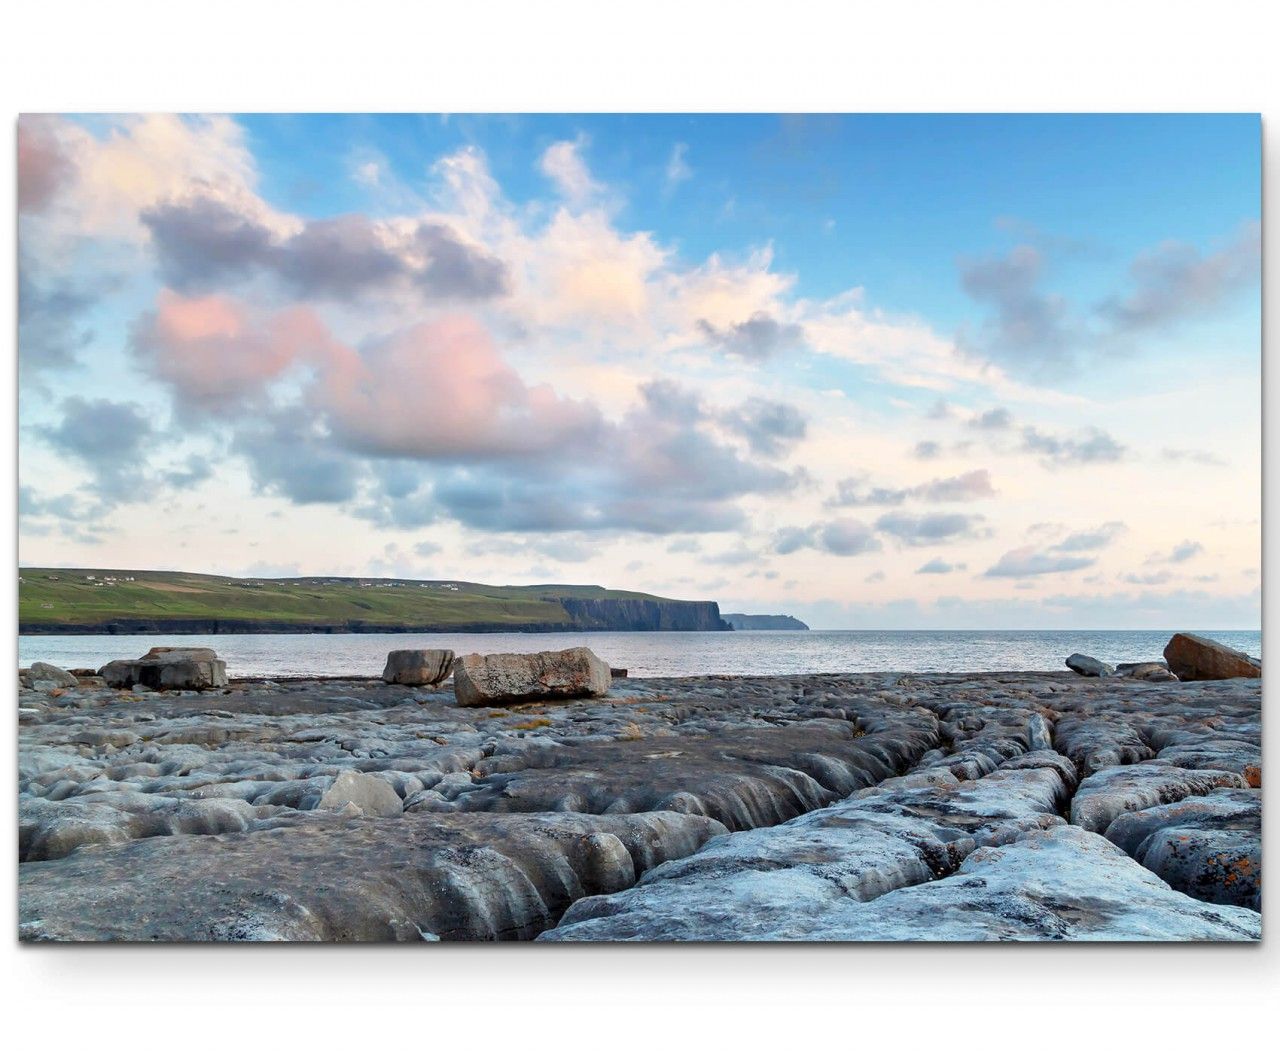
xmin=1163 ymin=632 xmax=1260 ymax=681
xmin=100 ymin=646 xmax=228 ymax=691
xmin=452 ymin=647 xmax=611 ymax=707
xmin=382 ymin=649 xmax=454 ymax=687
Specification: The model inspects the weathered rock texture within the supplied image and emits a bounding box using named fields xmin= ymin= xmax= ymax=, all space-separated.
xmin=382 ymin=648 xmax=454 ymax=687
xmin=17 ymin=666 xmax=1261 ymax=941
xmin=1103 ymin=788 xmax=1261 ymax=909
xmin=100 ymin=646 xmax=228 ymax=690
xmin=453 ymin=647 xmax=611 ymax=707
xmin=1163 ymin=632 xmax=1261 ymax=681
xmin=20 ymin=811 xmax=725 ymax=941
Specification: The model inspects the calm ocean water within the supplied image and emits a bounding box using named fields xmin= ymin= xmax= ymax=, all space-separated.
xmin=16 ymin=629 xmax=1262 ymax=680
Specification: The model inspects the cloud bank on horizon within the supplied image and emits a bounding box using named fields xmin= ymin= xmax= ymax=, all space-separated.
xmin=17 ymin=114 xmax=1261 ymax=629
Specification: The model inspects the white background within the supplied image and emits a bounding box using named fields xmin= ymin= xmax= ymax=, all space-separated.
xmin=3 ymin=1 xmax=1275 ymax=1048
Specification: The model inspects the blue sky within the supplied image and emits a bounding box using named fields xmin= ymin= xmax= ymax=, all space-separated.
xmin=17 ymin=114 xmax=1261 ymax=627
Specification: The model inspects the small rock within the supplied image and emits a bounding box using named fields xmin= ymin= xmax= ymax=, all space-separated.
xmin=1066 ymin=653 xmax=1113 ymax=677
xmin=1163 ymin=632 xmax=1260 ymax=681
xmin=382 ymin=649 xmax=455 ymax=687
xmin=1116 ymin=662 xmax=1178 ymax=683
xmin=316 ymin=770 xmax=403 ymax=818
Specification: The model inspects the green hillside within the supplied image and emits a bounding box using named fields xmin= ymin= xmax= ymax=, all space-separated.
xmin=18 ymin=568 xmax=691 ymax=632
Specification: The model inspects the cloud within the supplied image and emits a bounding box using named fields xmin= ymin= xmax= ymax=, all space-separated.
xmin=539 ymin=137 xmax=603 ymax=204
xmin=706 ymin=546 xmax=758 ymax=566
xmin=133 ymin=290 xmax=328 ymax=413
xmin=984 ymin=546 xmax=1094 ymax=578
xmin=830 ymin=469 xmax=995 ymax=507
xmin=916 ymin=558 xmax=966 ymax=575
xmin=874 ymin=512 xmax=987 ymax=547
xmin=697 ymin=312 xmax=804 ymax=360
xmin=720 ymin=398 xmax=807 ymax=457
xmin=1146 ymin=540 xmax=1205 ymax=565
xmin=969 ymin=407 xmax=1013 ymax=431
xmin=1021 ymin=425 xmax=1125 ymax=466
xmin=1101 ymin=222 xmax=1260 ymax=332
xmin=142 ymin=194 xmax=509 ymax=301
xmin=1051 ymin=521 xmax=1126 ymax=552
xmin=773 ymin=519 xmax=882 ymax=557
xmin=163 ymin=455 xmax=215 ymax=488
xmin=960 ymin=222 xmax=1260 ymax=375
xmin=1161 ymin=447 xmax=1227 ymax=467
xmin=958 ymin=244 xmax=1074 ymax=371
xmin=18 ymin=264 xmax=100 ymax=375
xmin=128 ymin=290 xmax=805 ymax=536
xmin=17 ymin=116 xmax=74 ymax=213
xmin=316 ymin=316 xmax=604 ymax=461
xmin=232 ymin=407 xmax=362 ymax=505
xmin=40 ymin=397 xmax=154 ymax=496
xmin=1122 ymin=570 xmax=1173 ymax=586
xmin=819 ymin=519 xmax=882 ymax=556
xmin=665 ymin=143 xmax=692 ymax=191
xmin=912 ymin=440 xmax=941 ymax=460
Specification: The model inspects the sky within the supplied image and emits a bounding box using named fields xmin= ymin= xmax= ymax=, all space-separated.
xmin=16 ymin=113 xmax=1261 ymax=629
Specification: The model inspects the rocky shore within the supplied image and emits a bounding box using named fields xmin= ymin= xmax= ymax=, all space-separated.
xmin=18 ymin=652 xmax=1261 ymax=941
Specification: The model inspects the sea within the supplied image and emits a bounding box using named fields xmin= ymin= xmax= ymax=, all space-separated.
xmin=16 ymin=629 xmax=1263 ymax=680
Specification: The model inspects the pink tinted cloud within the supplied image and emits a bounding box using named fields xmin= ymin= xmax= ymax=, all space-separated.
xmin=135 ymin=290 xmax=332 ymax=411
xmin=135 ymin=293 xmax=600 ymax=457
xmin=318 ymin=315 xmax=602 ymax=459
xmin=18 ymin=115 xmax=73 ymax=213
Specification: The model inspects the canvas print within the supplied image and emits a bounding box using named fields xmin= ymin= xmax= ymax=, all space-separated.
xmin=17 ymin=114 xmax=1260 ymax=942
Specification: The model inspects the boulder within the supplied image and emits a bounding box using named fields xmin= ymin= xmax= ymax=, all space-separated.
xmin=453 ymin=647 xmax=611 ymax=707
xmin=1066 ymin=653 xmax=1113 ymax=677
xmin=1163 ymin=632 xmax=1260 ymax=681
xmin=316 ymin=770 xmax=403 ymax=818
xmin=382 ymin=648 xmax=454 ymax=687
xmin=20 ymin=662 xmax=79 ymax=690
xmin=100 ymin=646 xmax=227 ymax=691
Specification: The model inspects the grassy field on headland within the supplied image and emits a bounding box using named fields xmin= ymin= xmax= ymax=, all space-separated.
xmin=18 ymin=568 xmax=716 ymax=633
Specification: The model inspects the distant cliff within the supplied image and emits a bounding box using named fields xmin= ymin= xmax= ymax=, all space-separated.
xmin=18 ymin=568 xmax=731 ymax=635
xmin=722 ymin=613 xmax=810 ymax=631
xmin=560 ymin=597 xmax=730 ymax=631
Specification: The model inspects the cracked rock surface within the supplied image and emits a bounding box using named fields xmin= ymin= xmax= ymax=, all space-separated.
xmin=17 ymin=668 xmax=1261 ymax=941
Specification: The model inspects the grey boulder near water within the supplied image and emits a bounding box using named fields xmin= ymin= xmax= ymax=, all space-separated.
xmin=382 ymin=649 xmax=455 ymax=687
xmin=1066 ymin=653 xmax=1114 ymax=677
xmin=20 ymin=662 xmax=79 ymax=690
xmin=452 ymin=646 xmax=611 ymax=707
xmin=99 ymin=646 xmax=228 ymax=691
